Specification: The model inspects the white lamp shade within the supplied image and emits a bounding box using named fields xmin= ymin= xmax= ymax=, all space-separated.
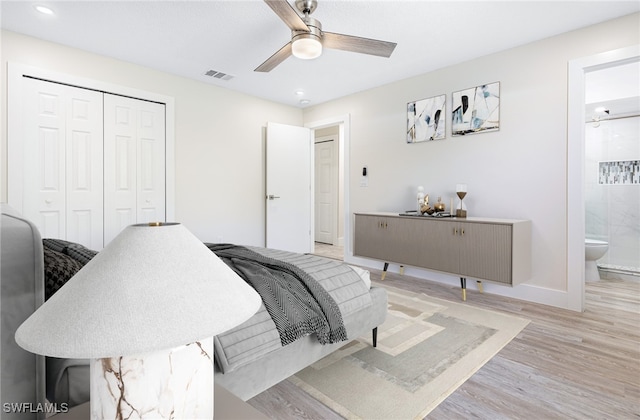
xmin=15 ymin=223 xmax=262 ymax=358
xmin=292 ymin=34 xmax=322 ymax=59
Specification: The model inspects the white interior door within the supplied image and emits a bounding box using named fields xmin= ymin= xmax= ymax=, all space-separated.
xmin=266 ymin=122 xmax=312 ymax=253
xmin=104 ymin=94 xmax=166 ymax=245
xmin=20 ymin=78 xmax=103 ymax=249
xmin=314 ymin=137 xmax=337 ymax=244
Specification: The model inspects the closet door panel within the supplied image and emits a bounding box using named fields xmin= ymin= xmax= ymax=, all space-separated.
xmin=22 ymin=79 xmax=103 ymax=248
xmin=104 ymin=95 xmax=166 ymax=244
xmin=66 ymin=91 xmax=104 ymax=250
xmin=104 ymin=98 xmax=138 ymax=245
xmin=137 ymin=103 xmax=166 ymax=224
xmin=24 ymin=81 xmax=66 ymax=239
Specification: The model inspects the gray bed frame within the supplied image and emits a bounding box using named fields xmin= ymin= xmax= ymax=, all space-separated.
xmin=1 ymin=205 xmax=46 ymax=420
xmin=1 ymin=206 xmax=388 ymax=407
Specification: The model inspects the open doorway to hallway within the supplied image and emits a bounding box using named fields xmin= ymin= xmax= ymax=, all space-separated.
xmin=313 ymin=124 xmax=344 ymax=260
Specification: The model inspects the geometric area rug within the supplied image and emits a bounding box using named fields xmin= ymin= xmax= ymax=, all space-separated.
xmin=289 ymin=283 xmax=530 ymax=419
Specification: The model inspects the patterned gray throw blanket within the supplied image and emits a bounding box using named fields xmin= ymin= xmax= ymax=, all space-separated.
xmin=206 ymin=243 xmax=348 ymax=346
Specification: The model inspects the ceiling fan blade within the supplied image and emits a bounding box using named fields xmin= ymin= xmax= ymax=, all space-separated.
xmin=255 ymin=42 xmax=293 ymax=72
xmin=323 ymin=32 xmax=396 ymax=58
xmin=264 ymin=0 xmax=309 ymax=32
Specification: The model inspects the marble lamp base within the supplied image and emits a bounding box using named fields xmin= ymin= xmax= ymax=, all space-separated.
xmin=90 ymin=337 xmax=214 ymax=419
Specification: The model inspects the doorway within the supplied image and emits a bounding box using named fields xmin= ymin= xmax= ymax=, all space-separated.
xmin=313 ymin=127 xmax=344 ymax=260
xmin=567 ymin=45 xmax=640 ymax=311
xmin=306 ymin=115 xmax=350 ymax=261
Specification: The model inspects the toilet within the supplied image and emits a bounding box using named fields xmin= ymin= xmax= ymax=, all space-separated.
xmin=585 ymin=238 xmax=608 ymax=282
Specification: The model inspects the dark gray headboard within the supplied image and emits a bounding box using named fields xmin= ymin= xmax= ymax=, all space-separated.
xmin=1 ymin=204 xmax=45 ymax=420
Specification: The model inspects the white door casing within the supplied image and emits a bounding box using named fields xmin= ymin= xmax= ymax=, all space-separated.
xmin=21 ymin=78 xmax=104 ymax=250
xmin=266 ymin=122 xmax=313 ymax=254
xmin=314 ymin=136 xmax=338 ymax=245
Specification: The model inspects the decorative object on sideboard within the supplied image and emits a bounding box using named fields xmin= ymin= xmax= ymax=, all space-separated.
xmin=421 ymin=196 xmax=434 ymax=215
xmin=452 ymin=82 xmax=500 ymax=136
xmin=407 ymin=94 xmax=446 ymax=143
xmin=417 ymin=186 xmax=425 ymax=213
xmin=15 ymin=223 xmax=262 ymax=419
xmin=456 ymin=184 xmax=468 ymax=218
xmin=434 ymin=196 xmax=446 ymax=213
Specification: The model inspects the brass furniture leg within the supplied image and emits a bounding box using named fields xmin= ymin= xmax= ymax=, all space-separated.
xmin=460 ymin=277 xmax=467 ymax=301
xmin=381 ymin=262 xmax=389 ymax=280
xmin=477 ymin=280 xmax=484 ymax=293
xmin=400 ymin=265 xmax=405 ymax=275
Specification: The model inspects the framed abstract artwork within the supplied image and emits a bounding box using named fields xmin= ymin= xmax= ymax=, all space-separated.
xmin=451 ymin=82 xmax=500 ymax=136
xmin=407 ymin=94 xmax=446 ymax=143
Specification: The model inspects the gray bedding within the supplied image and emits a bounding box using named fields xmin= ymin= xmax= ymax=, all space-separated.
xmin=208 ymin=244 xmax=349 ymax=349
xmin=213 ymin=246 xmax=372 ymax=374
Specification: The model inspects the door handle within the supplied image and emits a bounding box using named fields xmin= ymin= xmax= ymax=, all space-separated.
xmin=267 ymin=195 xmax=281 ymax=200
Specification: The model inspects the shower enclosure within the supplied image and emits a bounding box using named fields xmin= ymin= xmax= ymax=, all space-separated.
xmin=584 ymin=100 xmax=639 ymax=277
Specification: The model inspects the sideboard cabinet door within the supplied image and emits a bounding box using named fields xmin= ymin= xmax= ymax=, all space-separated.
xmin=414 ymin=219 xmax=459 ymax=275
xmin=354 ymin=215 xmax=420 ymax=265
xmin=458 ymin=222 xmax=513 ymax=284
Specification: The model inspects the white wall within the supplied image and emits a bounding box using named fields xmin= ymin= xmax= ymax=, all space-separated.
xmin=0 ymin=30 xmax=302 ymax=246
xmin=303 ymin=13 xmax=640 ymax=307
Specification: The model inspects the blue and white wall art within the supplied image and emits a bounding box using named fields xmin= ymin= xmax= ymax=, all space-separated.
xmin=452 ymin=82 xmax=500 ymax=136
xmin=407 ymin=94 xmax=446 ymax=143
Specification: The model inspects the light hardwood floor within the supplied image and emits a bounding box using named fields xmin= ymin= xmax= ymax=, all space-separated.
xmin=312 ymin=242 xmax=345 ymax=261
xmin=248 ymin=266 xmax=640 ymax=419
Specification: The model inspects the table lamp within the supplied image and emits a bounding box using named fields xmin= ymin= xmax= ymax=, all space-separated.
xmin=15 ymin=223 xmax=262 ymax=419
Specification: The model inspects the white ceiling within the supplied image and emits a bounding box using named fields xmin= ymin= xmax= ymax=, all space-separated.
xmin=2 ymin=0 xmax=639 ymax=108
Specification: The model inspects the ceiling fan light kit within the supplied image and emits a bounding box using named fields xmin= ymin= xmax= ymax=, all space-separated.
xmin=257 ymin=0 xmax=396 ymax=72
xmin=291 ymin=18 xmax=323 ymax=59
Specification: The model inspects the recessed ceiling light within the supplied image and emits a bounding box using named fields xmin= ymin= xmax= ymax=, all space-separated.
xmin=295 ymin=90 xmax=305 ymax=96
xmin=299 ymin=99 xmax=311 ymax=106
xmin=34 ymin=5 xmax=55 ymax=15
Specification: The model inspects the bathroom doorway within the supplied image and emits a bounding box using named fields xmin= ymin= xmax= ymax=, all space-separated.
xmin=584 ymin=63 xmax=640 ymax=279
xmin=568 ymin=45 xmax=640 ymax=311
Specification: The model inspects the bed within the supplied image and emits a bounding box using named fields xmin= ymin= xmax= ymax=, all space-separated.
xmin=1 ymin=207 xmax=388 ymax=408
xmin=1 ymin=205 xmax=46 ymax=420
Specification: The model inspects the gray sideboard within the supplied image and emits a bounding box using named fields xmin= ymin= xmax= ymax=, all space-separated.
xmin=353 ymin=212 xmax=531 ymax=300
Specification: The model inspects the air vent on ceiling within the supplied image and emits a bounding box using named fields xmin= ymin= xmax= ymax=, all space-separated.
xmin=204 ymin=69 xmax=234 ymax=81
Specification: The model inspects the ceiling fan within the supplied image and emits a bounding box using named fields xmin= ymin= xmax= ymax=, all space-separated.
xmin=255 ymin=0 xmax=397 ymax=72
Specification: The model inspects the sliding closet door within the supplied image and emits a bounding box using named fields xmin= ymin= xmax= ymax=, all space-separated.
xmin=104 ymin=94 xmax=166 ymax=245
xmin=21 ymin=78 xmax=104 ymax=249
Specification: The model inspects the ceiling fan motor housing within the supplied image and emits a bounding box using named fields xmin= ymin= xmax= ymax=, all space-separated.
xmin=292 ymin=17 xmax=322 ymax=42
xmin=295 ymin=0 xmax=317 ymax=15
